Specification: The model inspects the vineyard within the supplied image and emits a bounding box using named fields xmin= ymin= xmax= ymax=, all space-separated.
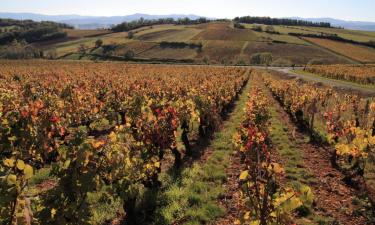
xmin=303 ymin=37 xmax=375 ymax=63
xmin=0 ymin=60 xmax=375 ymax=225
xmin=306 ymin=64 xmax=375 ymax=85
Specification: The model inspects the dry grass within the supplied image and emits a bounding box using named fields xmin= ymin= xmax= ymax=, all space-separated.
xmin=196 ymin=40 xmax=244 ymax=64
xmin=244 ymin=42 xmax=351 ymax=65
xmin=137 ymin=46 xmax=198 ymax=59
xmin=192 ymin=28 xmax=257 ymax=41
xmin=63 ymin=29 xmax=111 ymax=38
xmin=300 ymin=27 xmax=375 ymax=43
xmin=136 ymin=28 xmax=202 ymax=42
xmin=304 ymin=37 xmax=375 ymax=63
xmin=193 ymin=22 xmax=230 ymax=30
xmin=116 ymin=41 xmax=158 ymax=55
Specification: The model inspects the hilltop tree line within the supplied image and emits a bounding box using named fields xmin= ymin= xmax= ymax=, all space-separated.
xmin=112 ymin=17 xmax=210 ymax=32
xmin=0 ymin=18 xmax=72 ymax=45
xmin=233 ymin=16 xmax=331 ymax=28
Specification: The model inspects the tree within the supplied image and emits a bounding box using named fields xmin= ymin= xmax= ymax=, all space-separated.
xmin=45 ymin=49 xmax=57 ymax=59
xmin=252 ymin=26 xmax=263 ymax=32
xmin=102 ymin=44 xmax=116 ymax=57
xmin=78 ymin=44 xmax=87 ymax=56
xmin=265 ymin=26 xmax=275 ymax=33
xmin=203 ymin=57 xmax=210 ymax=65
xmin=95 ymin=39 xmax=103 ymax=48
xmin=124 ymin=50 xmax=135 ymax=59
xmin=250 ymin=52 xmax=273 ymax=66
xmin=234 ymin=22 xmax=245 ymax=29
xmin=127 ymin=31 xmax=134 ymax=39
xmin=260 ymin=53 xmax=273 ymax=66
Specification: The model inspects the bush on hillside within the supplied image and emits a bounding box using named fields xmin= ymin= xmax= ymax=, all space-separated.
xmin=271 ymin=58 xmax=293 ymax=67
xmin=250 ymin=52 xmax=273 ymax=66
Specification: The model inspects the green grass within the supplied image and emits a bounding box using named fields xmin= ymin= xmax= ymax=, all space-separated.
xmin=87 ymin=187 xmax=124 ymax=224
xmin=269 ymin=107 xmax=317 ymax=186
xmin=29 ymin=167 xmax=52 ymax=186
xmin=153 ymin=76 xmax=251 ymax=225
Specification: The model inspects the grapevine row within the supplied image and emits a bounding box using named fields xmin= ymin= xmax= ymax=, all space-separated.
xmin=233 ymin=73 xmax=313 ymax=225
xmin=306 ymin=64 xmax=375 ymax=85
xmin=0 ymin=60 xmax=248 ymax=224
xmin=262 ymin=71 xmax=375 ymax=201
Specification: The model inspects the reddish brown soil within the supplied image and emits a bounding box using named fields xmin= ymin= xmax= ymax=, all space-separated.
xmin=35 ymin=179 xmax=58 ymax=192
xmin=214 ymin=151 xmax=243 ymax=225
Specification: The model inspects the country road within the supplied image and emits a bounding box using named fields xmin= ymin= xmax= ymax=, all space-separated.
xmin=268 ymin=67 xmax=375 ymax=96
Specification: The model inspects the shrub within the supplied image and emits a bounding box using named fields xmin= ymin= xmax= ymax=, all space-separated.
xmin=236 ymin=59 xmax=246 ymax=66
xmin=127 ymin=31 xmax=134 ymax=39
xmin=124 ymin=50 xmax=135 ymax=59
xmin=250 ymin=52 xmax=273 ymax=66
xmin=271 ymin=58 xmax=293 ymax=67
xmin=252 ymin=26 xmax=263 ymax=32
xmin=203 ymin=57 xmax=210 ymax=65
xmin=95 ymin=39 xmax=103 ymax=48
xmin=234 ymin=22 xmax=245 ymax=29
xmin=0 ymin=40 xmax=42 ymax=59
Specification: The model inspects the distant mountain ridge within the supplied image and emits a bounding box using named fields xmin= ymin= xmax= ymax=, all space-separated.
xmin=1 ymin=12 xmax=375 ymax=31
xmin=288 ymin=17 xmax=375 ymax=31
xmin=0 ymin=12 xmax=205 ymax=29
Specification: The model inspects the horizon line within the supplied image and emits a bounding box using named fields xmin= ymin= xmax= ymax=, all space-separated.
xmin=1 ymin=11 xmax=375 ymax=23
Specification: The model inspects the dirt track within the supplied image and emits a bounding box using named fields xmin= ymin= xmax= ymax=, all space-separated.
xmin=269 ymin=67 xmax=375 ymax=96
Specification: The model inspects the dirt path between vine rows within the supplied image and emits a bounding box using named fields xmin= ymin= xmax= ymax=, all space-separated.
xmin=214 ymin=149 xmax=243 ymax=225
xmin=264 ymin=85 xmax=367 ymax=225
xmin=212 ymin=78 xmax=257 ymax=225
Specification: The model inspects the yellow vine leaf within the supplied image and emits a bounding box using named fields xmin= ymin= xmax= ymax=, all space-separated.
xmin=3 ymin=158 xmax=15 ymax=167
xmin=51 ymin=208 xmax=57 ymax=218
xmin=239 ymin=170 xmax=249 ymax=180
xmin=24 ymin=165 xmax=33 ymax=180
xmin=16 ymin=160 xmax=25 ymax=171
xmin=6 ymin=174 xmax=17 ymax=186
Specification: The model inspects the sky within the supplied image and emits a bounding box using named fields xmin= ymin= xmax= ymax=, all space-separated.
xmin=1 ymin=0 xmax=375 ymax=22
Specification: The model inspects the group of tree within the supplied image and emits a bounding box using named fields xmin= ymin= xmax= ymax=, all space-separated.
xmin=0 ymin=18 xmax=72 ymax=45
xmin=289 ymin=32 xmax=375 ymax=49
xmin=250 ymin=52 xmax=273 ymax=66
xmin=233 ymin=22 xmax=245 ymax=29
xmin=234 ymin=16 xmax=331 ymax=28
xmin=112 ymin=17 xmax=209 ymax=32
xmin=159 ymin=41 xmax=202 ymax=49
xmin=0 ymin=39 xmax=43 ymax=59
xmin=250 ymin=25 xmax=281 ymax=34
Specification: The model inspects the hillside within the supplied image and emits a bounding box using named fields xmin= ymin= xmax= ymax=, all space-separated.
xmin=0 ymin=18 xmax=73 ymax=59
xmin=25 ymin=21 xmax=375 ymax=65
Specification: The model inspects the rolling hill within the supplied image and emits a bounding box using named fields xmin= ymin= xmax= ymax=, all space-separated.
xmin=25 ymin=21 xmax=374 ymax=65
xmin=2 ymin=12 xmax=375 ymax=30
xmin=0 ymin=13 xmax=205 ymax=29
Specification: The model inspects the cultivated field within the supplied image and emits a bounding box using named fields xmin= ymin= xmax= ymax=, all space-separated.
xmin=304 ymin=37 xmax=375 ymax=63
xmin=244 ymin=41 xmax=350 ymax=65
xmin=306 ymin=64 xmax=375 ymax=85
xmin=25 ymin=21 xmax=371 ymax=65
xmin=1 ymin=60 xmax=375 ymax=225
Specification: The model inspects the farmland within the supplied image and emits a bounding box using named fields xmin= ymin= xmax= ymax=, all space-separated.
xmin=306 ymin=64 xmax=375 ymax=85
xmin=1 ymin=60 xmax=375 ymax=225
xmin=18 ymin=21 xmax=375 ymax=65
xmin=2 ymin=10 xmax=375 ymax=225
xmin=303 ymin=37 xmax=375 ymax=63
